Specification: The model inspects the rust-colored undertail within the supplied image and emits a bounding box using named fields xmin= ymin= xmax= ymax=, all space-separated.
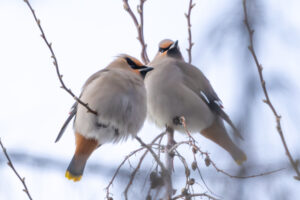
xmin=65 ymin=133 xmax=99 ymax=182
xmin=201 ymin=119 xmax=247 ymax=165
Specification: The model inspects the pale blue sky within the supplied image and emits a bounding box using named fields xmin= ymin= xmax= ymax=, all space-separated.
xmin=1 ymin=0 xmax=300 ymax=199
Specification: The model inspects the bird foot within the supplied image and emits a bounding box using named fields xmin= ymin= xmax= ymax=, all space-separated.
xmin=173 ymin=116 xmax=183 ymax=126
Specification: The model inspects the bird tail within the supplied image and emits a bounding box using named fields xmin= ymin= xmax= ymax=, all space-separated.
xmin=228 ymin=144 xmax=247 ymax=165
xmin=65 ymin=133 xmax=99 ymax=182
xmin=65 ymin=155 xmax=87 ymax=182
xmin=201 ymin=118 xmax=247 ymax=165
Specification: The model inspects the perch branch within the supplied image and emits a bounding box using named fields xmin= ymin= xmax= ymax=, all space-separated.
xmin=23 ymin=0 xmax=97 ymax=115
xmin=163 ymin=127 xmax=176 ymax=199
xmin=242 ymin=0 xmax=300 ymax=180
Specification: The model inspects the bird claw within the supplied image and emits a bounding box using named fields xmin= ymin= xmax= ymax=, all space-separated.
xmin=173 ymin=116 xmax=183 ymax=126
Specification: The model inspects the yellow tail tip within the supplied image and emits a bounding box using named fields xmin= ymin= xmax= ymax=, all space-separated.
xmin=235 ymin=154 xmax=247 ymax=166
xmin=65 ymin=171 xmax=82 ymax=182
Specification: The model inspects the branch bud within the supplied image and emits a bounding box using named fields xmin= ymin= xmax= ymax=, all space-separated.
xmin=137 ymin=5 xmax=142 ymax=13
xmin=123 ymin=3 xmax=129 ymax=11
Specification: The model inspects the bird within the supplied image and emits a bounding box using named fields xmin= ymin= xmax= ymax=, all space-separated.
xmin=55 ymin=54 xmax=153 ymax=181
xmin=144 ymin=39 xmax=247 ymax=165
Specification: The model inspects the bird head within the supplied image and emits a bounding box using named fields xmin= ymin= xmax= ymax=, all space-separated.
xmin=154 ymin=39 xmax=183 ymax=61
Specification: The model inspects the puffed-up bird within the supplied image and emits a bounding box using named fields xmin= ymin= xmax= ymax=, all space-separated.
xmin=55 ymin=55 xmax=153 ymax=181
xmin=145 ymin=39 xmax=246 ymax=165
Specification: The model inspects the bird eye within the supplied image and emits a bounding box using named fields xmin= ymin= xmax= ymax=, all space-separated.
xmin=125 ymin=57 xmax=139 ymax=69
xmin=158 ymin=43 xmax=173 ymax=53
xmin=159 ymin=47 xmax=169 ymax=53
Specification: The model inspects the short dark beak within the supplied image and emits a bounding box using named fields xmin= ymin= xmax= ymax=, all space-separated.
xmin=170 ymin=40 xmax=178 ymax=50
xmin=139 ymin=66 xmax=154 ymax=78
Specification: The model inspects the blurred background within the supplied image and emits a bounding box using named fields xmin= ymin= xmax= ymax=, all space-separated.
xmin=0 ymin=0 xmax=300 ymax=199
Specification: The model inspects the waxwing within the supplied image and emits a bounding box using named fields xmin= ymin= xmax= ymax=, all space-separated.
xmin=145 ymin=39 xmax=246 ymax=165
xmin=55 ymin=55 xmax=153 ymax=181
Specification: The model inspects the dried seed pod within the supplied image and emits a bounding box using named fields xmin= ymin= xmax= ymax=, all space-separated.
xmin=188 ymin=178 xmax=195 ymax=185
xmin=205 ymin=156 xmax=211 ymax=167
xmin=191 ymin=161 xmax=197 ymax=170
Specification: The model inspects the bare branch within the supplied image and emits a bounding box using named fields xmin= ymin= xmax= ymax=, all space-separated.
xmin=0 ymin=138 xmax=33 ymax=200
xmin=123 ymin=0 xmax=149 ymax=64
xmin=242 ymin=0 xmax=300 ymax=180
xmin=124 ymin=132 xmax=166 ymax=200
xmin=135 ymin=136 xmax=168 ymax=177
xmin=135 ymin=136 xmax=174 ymax=199
xmin=105 ymin=147 xmax=145 ymax=199
xmin=23 ymin=0 xmax=97 ymax=115
xmin=185 ymin=0 xmax=195 ymax=63
xmin=179 ymin=116 xmax=284 ymax=179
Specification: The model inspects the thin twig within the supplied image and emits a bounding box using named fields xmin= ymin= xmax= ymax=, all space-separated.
xmin=174 ymin=150 xmax=194 ymax=197
xmin=23 ymin=0 xmax=97 ymax=115
xmin=185 ymin=0 xmax=195 ymax=64
xmin=179 ymin=116 xmax=284 ymax=179
xmin=124 ymin=149 xmax=148 ymax=200
xmin=242 ymin=0 xmax=300 ymax=180
xmin=172 ymin=192 xmax=219 ymax=200
xmin=124 ymin=132 xmax=166 ymax=200
xmin=135 ymin=135 xmax=174 ymax=199
xmin=191 ymin=148 xmax=217 ymax=196
xmin=123 ymin=0 xmax=149 ymax=64
xmin=135 ymin=136 xmax=167 ymax=176
xmin=105 ymin=147 xmax=145 ymax=199
xmin=0 ymin=138 xmax=33 ymax=200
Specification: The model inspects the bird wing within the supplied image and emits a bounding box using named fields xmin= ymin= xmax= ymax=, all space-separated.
xmin=55 ymin=102 xmax=77 ymax=142
xmin=55 ymin=68 xmax=110 ymax=143
xmin=82 ymin=69 xmax=109 ymax=90
xmin=177 ymin=61 xmax=243 ymax=140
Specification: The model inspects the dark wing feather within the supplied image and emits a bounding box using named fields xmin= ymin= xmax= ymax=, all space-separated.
xmin=55 ymin=102 xmax=77 ymax=143
xmin=200 ymin=91 xmax=244 ymax=140
xmin=177 ymin=61 xmax=243 ymax=140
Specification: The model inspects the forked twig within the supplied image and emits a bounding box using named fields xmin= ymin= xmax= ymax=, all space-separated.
xmin=185 ymin=0 xmax=195 ymax=63
xmin=105 ymin=147 xmax=145 ymax=199
xmin=135 ymin=136 xmax=173 ymax=199
xmin=123 ymin=0 xmax=149 ymax=64
xmin=135 ymin=136 xmax=167 ymax=176
xmin=172 ymin=192 xmax=218 ymax=200
xmin=0 ymin=138 xmax=33 ymax=200
xmin=242 ymin=0 xmax=300 ymax=180
xmin=124 ymin=132 xmax=166 ymax=200
xmin=23 ymin=0 xmax=97 ymax=115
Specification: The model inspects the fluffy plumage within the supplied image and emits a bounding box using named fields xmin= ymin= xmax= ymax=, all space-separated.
xmin=57 ymin=55 xmax=152 ymax=181
xmin=145 ymin=39 xmax=246 ymax=165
